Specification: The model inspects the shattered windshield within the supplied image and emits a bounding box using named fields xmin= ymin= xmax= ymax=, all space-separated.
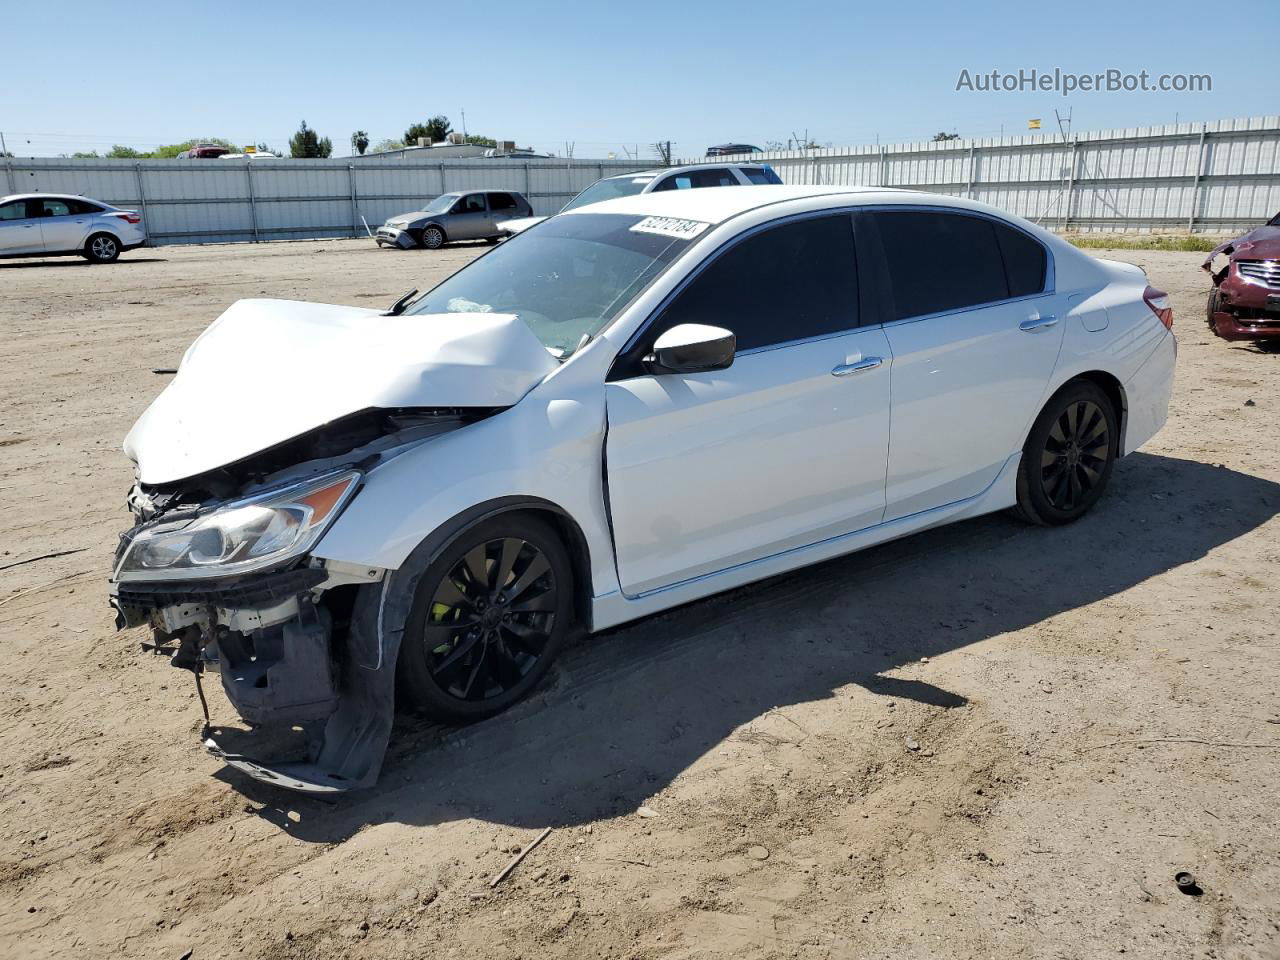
xmin=407 ymin=213 xmax=703 ymax=357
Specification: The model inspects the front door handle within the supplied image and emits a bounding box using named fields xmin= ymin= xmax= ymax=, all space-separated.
xmin=832 ymin=356 xmax=883 ymax=377
xmin=1019 ymin=313 xmax=1059 ymax=332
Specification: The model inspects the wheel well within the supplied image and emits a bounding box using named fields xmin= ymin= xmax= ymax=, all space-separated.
xmin=86 ymin=230 xmax=119 ymax=246
xmin=1068 ymin=371 xmax=1127 ymax=453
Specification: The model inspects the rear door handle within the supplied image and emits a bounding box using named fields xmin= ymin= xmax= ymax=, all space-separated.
xmin=1019 ymin=313 xmax=1058 ymax=332
xmin=832 ymin=356 xmax=883 ymax=377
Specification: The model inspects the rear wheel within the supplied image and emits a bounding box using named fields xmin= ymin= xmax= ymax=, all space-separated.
xmin=83 ymin=233 xmax=120 ymax=263
xmin=1206 ymin=289 xmax=1222 ymax=330
xmin=397 ymin=515 xmax=573 ymax=722
xmin=421 ymin=226 xmax=445 ymax=250
xmin=1013 ymin=380 xmax=1118 ymax=526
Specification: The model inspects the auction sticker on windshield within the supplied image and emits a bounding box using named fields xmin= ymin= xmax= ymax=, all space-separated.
xmin=629 ymin=216 xmax=711 ymax=240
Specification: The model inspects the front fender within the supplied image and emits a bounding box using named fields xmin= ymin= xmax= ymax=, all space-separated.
xmin=313 ymin=382 xmax=620 ymax=601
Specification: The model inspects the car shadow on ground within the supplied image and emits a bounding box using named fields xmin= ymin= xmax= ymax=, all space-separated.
xmin=223 ymin=452 xmax=1280 ymax=841
xmin=0 ymin=257 xmax=167 ymax=269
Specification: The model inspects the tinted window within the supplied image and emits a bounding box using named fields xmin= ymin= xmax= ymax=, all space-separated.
xmin=0 ymin=200 xmax=30 ymax=220
xmin=652 ymin=215 xmax=858 ymax=352
xmin=488 ymin=192 xmax=518 ymax=211
xmin=40 ymin=199 xmax=72 ymax=217
xmin=741 ymin=167 xmax=784 ymax=185
xmin=66 ymin=199 xmax=104 ymax=215
xmin=994 ymin=222 xmax=1047 ymax=297
xmin=454 ymin=194 xmax=486 ymax=214
xmin=651 ymin=168 xmax=739 ymax=191
xmin=872 ymin=211 xmax=1008 ymax=319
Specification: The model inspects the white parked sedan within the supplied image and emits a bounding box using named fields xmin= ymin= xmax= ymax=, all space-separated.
xmin=110 ymin=185 xmax=1175 ymax=792
xmin=0 ymin=193 xmax=146 ymax=262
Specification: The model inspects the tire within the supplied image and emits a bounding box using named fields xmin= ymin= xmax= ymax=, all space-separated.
xmin=484 ymin=236 xmax=501 ymax=245
xmin=83 ymin=233 xmax=121 ymax=263
xmin=1206 ymin=288 xmax=1222 ymax=330
xmin=397 ymin=514 xmax=574 ymax=722
xmin=420 ymin=226 xmax=445 ymax=250
xmin=1012 ymin=380 xmax=1118 ymax=526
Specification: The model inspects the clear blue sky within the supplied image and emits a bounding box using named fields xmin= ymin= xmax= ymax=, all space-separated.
xmin=3 ymin=0 xmax=1272 ymax=159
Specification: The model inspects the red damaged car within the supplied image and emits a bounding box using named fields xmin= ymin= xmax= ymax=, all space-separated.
xmin=1203 ymin=211 xmax=1280 ymax=344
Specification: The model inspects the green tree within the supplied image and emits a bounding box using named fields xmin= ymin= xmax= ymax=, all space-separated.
xmin=404 ymin=116 xmax=452 ymax=145
xmin=289 ymin=121 xmax=332 ymax=159
xmin=371 ymin=138 xmax=406 ymax=154
xmin=932 ymin=131 xmax=961 ymax=141
xmin=464 ymin=134 xmax=497 ymax=148
xmin=351 ymin=130 xmax=370 ymax=155
xmin=72 ymin=151 xmax=100 ymax=158
xmin=106 ymin=145 xmax=144 ymax=158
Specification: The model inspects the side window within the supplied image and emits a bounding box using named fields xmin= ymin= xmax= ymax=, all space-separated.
xmin=993 ymin=221 xmax=1047 ymax=297
xmin=871 ymin=211 xmax=1008 ymax=319
xmin=66 ymin=199 xmax=104 ymax=215
xmin=465 ymin=194 xmax=487 ymax=213
xmin=487 ymin=192 xmax=518 ymax=211
xmin=650 ymin=215 xmax=859 ymax=353
xmin=0 ymin=200 xmax=30 ymax=220
xmin=40 ymin=199 xmax=72 ymax=217
xmin=652 ymin=169 xmax=738 ymax=191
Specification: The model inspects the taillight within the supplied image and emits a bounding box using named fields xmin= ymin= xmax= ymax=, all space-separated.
xmin=113 ymin=212 xmax=142 ymax=224
xmin=1144 ymin=285 xmax=1173 ymax=330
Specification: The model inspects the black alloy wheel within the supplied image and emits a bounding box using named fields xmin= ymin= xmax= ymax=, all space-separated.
xmin=1040 ymin=398 xmax=1110 ymax=511
xmin=1013 ymin=380 xmax=1118 ymax=525
xmin=398 ymin=515 xmax=572 ymax=722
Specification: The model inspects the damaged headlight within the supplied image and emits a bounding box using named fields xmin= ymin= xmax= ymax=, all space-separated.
xmin=115 ymin=471 xmax=360 ymax=582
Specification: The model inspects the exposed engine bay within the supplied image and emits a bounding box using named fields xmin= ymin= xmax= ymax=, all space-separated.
xmin=110 ymin=407 xmax=491 ymax=792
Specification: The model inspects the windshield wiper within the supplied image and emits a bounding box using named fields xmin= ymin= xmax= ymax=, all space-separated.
xmin=385 ymin=288 xmax=419 ymax=316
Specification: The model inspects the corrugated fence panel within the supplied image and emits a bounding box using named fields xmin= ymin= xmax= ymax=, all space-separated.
xmin=5 ymin=118 xmax=1277 ymax=244
xmin=678 ymin=115 xmax=1280 ymax=234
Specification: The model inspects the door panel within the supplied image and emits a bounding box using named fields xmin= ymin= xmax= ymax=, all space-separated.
xmin=882 ymin=293 xmax=1064 ymax=519
xmin=605 ymin=326 xmax=892 ymax=596
xmin=35 ymin=198 xmax=90 ymax=252
xmin=447 ymin=194 xmax=490 ymax=240
xmin=0 ymin=200 xmax=44 ymax=254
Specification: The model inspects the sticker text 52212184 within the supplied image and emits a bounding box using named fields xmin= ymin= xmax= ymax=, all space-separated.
xmin=629 ymin=216 xmax=711 ymax=240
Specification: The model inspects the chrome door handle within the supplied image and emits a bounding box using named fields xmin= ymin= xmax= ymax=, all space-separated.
xmin=1019 ymin=313 xmax=1058 ymax=332
xmin=832 ymin=356 xmax=883 ymax=377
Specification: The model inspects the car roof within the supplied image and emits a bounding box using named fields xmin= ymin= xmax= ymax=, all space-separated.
xmin=0 ymin=193 xmax=107 ymax=205
xmin=600 ymin=161 xmax=772 ymax=182
xmin=560 ymin=184 xmax=925 ymax=224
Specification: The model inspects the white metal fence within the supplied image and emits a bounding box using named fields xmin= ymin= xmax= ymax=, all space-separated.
xmin=4 ymin=115 xmax=1278 ymax=245
xmin=684 ymin=115 xmax=1280 ymax=234
xmin=0 ymin=156 xmax=651 ymax=245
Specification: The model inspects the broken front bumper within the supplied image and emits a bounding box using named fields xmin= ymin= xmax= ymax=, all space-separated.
xmin=375 ymin=226 xmax=416 ymax=249
xmin=111 ymin=564 xmax=399 ymax=794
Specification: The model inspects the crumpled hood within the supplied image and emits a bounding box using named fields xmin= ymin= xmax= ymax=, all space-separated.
xmin=387 ymin=210 xmax=431 ymax=227
xmin=124 ymin=298 xmax=558 ymax=485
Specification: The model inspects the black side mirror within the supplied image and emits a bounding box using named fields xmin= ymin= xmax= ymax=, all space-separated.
xmin=645 ymin=324 xmax=736 ymax=375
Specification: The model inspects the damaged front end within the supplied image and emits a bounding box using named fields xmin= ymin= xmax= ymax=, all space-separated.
xmin=110 ymin=407 xmax=481 ymax=793
xmin=1202 ymin=228 xmax=1280 ymax=342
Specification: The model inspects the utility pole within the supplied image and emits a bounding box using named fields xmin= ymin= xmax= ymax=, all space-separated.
xmin=460 ymin=109 xmax=467 ymax=140
xmin=0 ymin=130 xmax=7 ymax=155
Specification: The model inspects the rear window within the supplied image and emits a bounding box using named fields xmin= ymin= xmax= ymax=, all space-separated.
xmin=651 ymin=169 xmax=739 ymax=191
xmin=871 ymin=211 xmax=1009 ymax=319
xmin=488 ymin=192 xmax=519 ymax=211
xmin=741 ymin=167 xmax=783 ymax=185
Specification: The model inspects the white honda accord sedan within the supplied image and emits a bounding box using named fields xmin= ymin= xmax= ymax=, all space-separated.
xmin=110 ymin=185 xmax=1176 ymax=792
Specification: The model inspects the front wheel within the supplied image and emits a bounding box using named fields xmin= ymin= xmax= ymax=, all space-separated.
xmin=420 ymin=226 xmax=445 ymax=250
xmin=397 ymin=514 xmax=573 ymax=722
xmin=1012 ymin=381 xmax=1118 ymax=526
xmin=84 ymin=233 xmax=121 ymax=263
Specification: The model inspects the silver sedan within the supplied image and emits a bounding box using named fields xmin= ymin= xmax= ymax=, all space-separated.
xmin=0 ymin=193 xmax=147 ymax=263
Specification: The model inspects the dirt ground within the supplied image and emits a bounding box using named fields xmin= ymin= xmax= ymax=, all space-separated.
xmin=1 ymin=238 xmax=1277 ymax=960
